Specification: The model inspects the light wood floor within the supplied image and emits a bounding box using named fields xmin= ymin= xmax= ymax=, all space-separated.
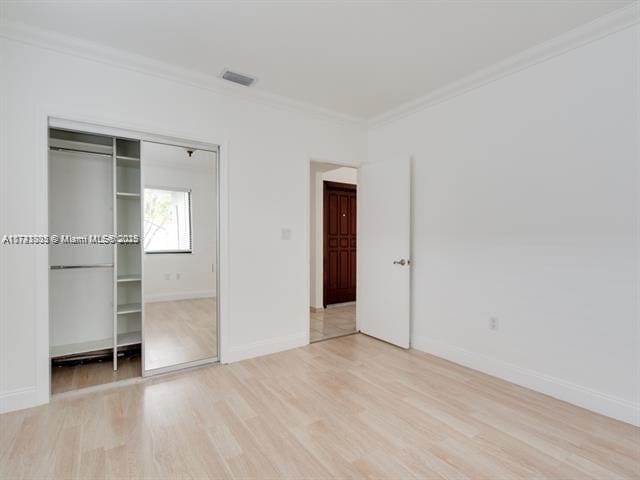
xmin=310 ymin=303 xmax=357 ymax=342
xmin=145 ymin=297 xmax=217 ymax=371
xmin=50 ymin=298 xmax=217 ymax=394
xmin=2 ymin=334 xmax=638 ymax=479
xmin=51 ymin=355 xmax=141 ymax=395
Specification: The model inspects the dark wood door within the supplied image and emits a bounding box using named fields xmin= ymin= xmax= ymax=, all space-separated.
xmin=323 ymin=181 xmax=357 ymax=306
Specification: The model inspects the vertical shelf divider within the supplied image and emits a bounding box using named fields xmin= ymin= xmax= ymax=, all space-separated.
xmin=114 ymin=137 xmax=142 ymax=371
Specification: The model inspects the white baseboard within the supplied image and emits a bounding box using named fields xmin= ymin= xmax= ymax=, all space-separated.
xmin=326 ymin=301 xmax=356 ymax=308
xmin=144 ymin=291 xmax=216 ymax=303
xmin=224 ymin=331 xmax=308 ymax=363
xmin=0 ymin=387 xmax=41 ymax=414
xmin=412 ymin=336 xmax=640 ymax=427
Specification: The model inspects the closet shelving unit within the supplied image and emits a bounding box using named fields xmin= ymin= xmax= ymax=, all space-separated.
xmin=49 ymin=128 xmax=143 ymax=373
xmin=113 ymin=138 xmax=143 ymax=368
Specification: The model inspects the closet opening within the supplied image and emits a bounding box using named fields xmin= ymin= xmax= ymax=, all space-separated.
xmin=49 ymin=128 xmax=143 ymax=393
xmin=48 ymin=122 xmax=220 ymax=395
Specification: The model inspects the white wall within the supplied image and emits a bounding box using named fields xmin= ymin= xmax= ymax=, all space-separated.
xmin=309 ymin=164 xmax=357 ymax=309
xmin=143 ymin=145 xmax=217 ymax=302
xmin=367 ymin=25 xmax=640 ymax=425
xmin=48 ymin=148 xmax=114 ymax=348
xmin=0 ymin=35 xmax=364 ymax=412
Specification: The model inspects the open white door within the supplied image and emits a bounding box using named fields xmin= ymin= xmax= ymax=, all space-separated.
xmin=357 ymin=158 xmax=411 ymax=348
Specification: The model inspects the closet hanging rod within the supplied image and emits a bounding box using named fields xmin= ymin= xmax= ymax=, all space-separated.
xmin=50 ymin=264 xmax=114 ymax=270
xmin=49 ymin=146 xmax=113 ymax=157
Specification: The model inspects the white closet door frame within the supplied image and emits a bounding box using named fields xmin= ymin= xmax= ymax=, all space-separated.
xmin=45 ymin=117 xmax=230 ymax=387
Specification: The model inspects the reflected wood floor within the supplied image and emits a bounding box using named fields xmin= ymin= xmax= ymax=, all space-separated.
xmin=145 ymin=297 xmax=217 ymax=371
xmin=310 ymin=303 xmax=357 ymax=342
xmin=2 ymin=334 xmax=638 ymax=479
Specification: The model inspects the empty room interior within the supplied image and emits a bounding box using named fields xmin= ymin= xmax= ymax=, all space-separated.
xmin=0 ymin=1 xmax=638 ymax=479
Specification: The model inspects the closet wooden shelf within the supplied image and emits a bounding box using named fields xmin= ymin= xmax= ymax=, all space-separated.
xmin=117 ymin=331 xmax=142 ymax=347
xmin=116 ymin=192 xmax=140 ymax=199
xmin=117 ymin=274 xmax=141 ymax=282
xmin=117 ymin=303 xmax=142 ymax=315
xmin=50 ymin=337 xmax=112 ymax=358
xmin=116 ymin=155 xmax=140 ymax=167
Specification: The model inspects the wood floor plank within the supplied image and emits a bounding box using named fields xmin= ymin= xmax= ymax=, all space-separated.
xmin=1 ymin=333 xmax=638 ymax=479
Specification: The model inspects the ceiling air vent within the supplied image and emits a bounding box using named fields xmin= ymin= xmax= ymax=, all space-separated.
xmin=220 ymin=69 xmax=256 ymax=87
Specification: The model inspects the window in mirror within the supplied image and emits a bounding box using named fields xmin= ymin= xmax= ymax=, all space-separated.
xmin=144 ymin=187 xmax=192 ymax=253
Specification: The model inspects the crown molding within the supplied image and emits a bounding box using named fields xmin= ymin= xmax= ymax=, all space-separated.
xmin=0 ymin=19 xmax=366 ymax=128
xmin=0 ymin=3 xmax=637 ymax=130
xmin=369 ymin=3 xmax=640 ymax=128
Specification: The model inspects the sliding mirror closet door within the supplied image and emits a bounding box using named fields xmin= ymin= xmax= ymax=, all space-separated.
xmin=142 ymin=142 xmax=218 ymax=373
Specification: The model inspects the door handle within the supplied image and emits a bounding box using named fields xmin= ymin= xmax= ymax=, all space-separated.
xmin=393 ymin=259 xmax=410 ymax=266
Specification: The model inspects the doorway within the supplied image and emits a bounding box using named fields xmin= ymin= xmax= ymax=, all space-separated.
xmin=309 ymin=161 xmax=358 ymax=343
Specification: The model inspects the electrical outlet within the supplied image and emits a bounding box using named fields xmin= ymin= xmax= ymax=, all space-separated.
xmin=164 ymin=273 xmax=171 ymax=281
xmin=281 ymin=228 xmax=292 ymax=240
xmin=489 ymin=317 xmax=499 ymax=331
xmin=176 ymin=273 xmax=181 ymax=280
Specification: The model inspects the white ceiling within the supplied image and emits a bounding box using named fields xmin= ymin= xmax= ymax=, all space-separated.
xmin=1 ymin=1 xmax=633 ymax=119
xmin=144 ymin=141 xmax=215 ymax=172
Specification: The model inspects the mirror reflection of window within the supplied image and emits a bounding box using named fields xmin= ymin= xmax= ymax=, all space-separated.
xmin=142 ymin=141 xmax=218 ymax=373
xmin=144 ymin=188 xmax=192 ymax=253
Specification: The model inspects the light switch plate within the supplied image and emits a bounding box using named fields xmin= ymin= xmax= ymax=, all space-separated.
xmin=281 ymin=228 xmax=292 ymax=240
